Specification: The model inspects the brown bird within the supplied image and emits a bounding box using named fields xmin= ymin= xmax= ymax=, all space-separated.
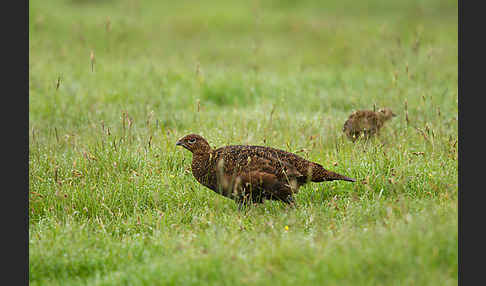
xmin=343 ymin=108 xmax=396 ymax=142
xmin=176 ymin=134 xmax=355 ymax=206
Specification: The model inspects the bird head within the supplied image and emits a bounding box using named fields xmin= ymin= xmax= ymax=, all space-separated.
xmin=176 ymin=134 xmax=211 ymax=154
xmin=378 ymin=108 xmax=396 ymax=120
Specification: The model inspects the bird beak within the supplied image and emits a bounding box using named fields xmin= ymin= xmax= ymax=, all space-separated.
xmin=392 ymin=112 xmax=397 ymax=117
xmin=176 ymin=140 xmax=184 ymax=147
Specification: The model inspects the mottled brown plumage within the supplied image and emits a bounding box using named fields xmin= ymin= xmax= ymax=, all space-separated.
xmin=176 ymin=134 xmax=355 ymax=206
xmin=343 ymin=108 xmax=396 ymax=142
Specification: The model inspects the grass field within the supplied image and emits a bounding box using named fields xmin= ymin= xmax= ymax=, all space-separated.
xmin=29 ymin=0 xmax=458 ymax=285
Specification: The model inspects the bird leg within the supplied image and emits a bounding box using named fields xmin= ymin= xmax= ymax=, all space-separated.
xmin=231 ymin=175 xmax=266 ymax=205
xmin=263 ymin=180 xmax=297 ymax=205
xmin=285 ymin=195 xmax=297 ymax=208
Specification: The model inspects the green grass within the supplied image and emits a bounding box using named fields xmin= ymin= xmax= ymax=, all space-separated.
xmin=29 ymin=0 xmax=458 ymax=285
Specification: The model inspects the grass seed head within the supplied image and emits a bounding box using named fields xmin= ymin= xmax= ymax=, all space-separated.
xmin=106 ymin=16 xmax=111 ymax=32
xmin=90 ymin=50 xmax=95 ymax=72
xmin=55 ymin=74 xmax=62 ymax=90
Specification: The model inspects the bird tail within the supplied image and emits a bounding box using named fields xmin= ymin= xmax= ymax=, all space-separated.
xmin=322 ymin=170 xmax=356 ymax=182
xmin=305 ymin=163 xmax=356 ymax=183
xmin=343 ymin=119 xmax=352 ymax=132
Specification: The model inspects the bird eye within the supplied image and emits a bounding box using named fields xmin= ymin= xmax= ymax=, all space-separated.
xmin=188 ymin=138 xmax=196 ymax=144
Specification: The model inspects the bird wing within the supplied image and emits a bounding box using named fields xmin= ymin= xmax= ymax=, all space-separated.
xmin=239 ymin=151 xmax=303 ymax=182
xmin=233 ymin=171 xmax=296 ymax=204
xmin=211 ymin=146 xmax=304 ymax=188
xmin=346 ymin=111 xmax=375 ymax=131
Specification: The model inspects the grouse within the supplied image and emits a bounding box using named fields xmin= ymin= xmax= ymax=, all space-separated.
xmin=176 ymin=134 xmax=355 ymax=206
xmin=343 ymin=108 xmax=396 ymax=142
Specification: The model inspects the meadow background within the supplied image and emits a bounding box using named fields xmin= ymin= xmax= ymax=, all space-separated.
xmin=29 ymin=0 xmax=458 ymax=285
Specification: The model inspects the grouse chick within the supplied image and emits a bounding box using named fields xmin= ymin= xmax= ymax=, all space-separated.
xmin=343 ymin=108 xmax=396 ymax=142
